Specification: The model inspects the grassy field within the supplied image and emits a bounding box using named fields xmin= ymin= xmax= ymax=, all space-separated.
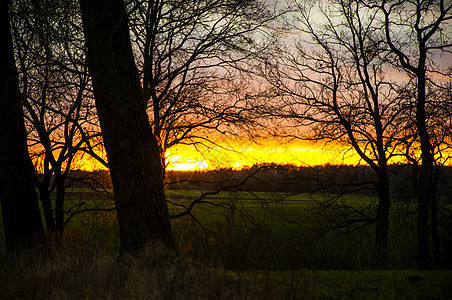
xmin=225 ymin=269 xmax=452 ymax=299
xmin=1 ymin=189 xmax=451 ymax=298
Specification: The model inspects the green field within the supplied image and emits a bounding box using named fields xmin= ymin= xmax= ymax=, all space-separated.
xmin=225 ymin=270 xmax=452 ymax=299
xmin=1 ymin=189 xmax=451 ymax=298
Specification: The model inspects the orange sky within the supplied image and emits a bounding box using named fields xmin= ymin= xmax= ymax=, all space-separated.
xmin=70 ymin=139 xmax=367 ymax=172
xmin=164 ymin=140 xmax=361 ymax=171
xmin=58 ymin=138 xmax=452 ymax=172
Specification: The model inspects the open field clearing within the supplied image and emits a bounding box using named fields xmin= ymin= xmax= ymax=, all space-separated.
xmin=1 ymin=247 xmax=451 ymax=299
xmin=226 ymin=270 xmax=452 ymax=299
xmin=1 ymin=189 xmax=451 ymax=298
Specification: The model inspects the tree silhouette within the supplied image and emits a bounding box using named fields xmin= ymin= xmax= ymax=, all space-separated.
xmin=371 ymin=0 xmax=452 ymax=269
xmin=262 ymin=0 xmax=409 ymax=267
xmin=128 ymin=0 xmax=277 ymax=170
xmin=0 ymin=0 xmax=44 ymax=252
xmin=11 ymin=0 xmax=102 ymax=235
xmin=79 ymin=0 xmax=175 ymax=253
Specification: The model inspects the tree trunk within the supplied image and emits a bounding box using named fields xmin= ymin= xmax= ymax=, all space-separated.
xmin=431 ymin=165 xmax=440 ymax=266
xmin=0 ymin=0 xmax=44 ymax=252
xmin=79 ymin=0 xmax=175 ymax=253
xmin=416 ymin=69 xmax=432 ymax=269
xmin=55 ymin=173 xmax=65 ymax=233
xmin=375 ymin=165 xmax=390 ymax=268
xmin=39 ymin=183 xmax=55 ymax=232
xmin=417 ymin=162 xmax=432 ymax=269
xmin=373 ymin=100 xmax=391 ymax=269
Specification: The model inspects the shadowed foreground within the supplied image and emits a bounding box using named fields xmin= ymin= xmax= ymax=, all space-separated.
xmin=1 ymin=242 xmax=451 ymax=299
xmin=1 ymin=186 xmax=451 ymax=298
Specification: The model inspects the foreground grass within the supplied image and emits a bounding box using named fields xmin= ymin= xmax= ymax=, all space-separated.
xmin=1 ymin=189 xmax=451 ymax=298
xmin=1 ymin=245 xmax=451 ymax=299
xmin=0 ymin=244 xmax=226 ymax=300
xmin=0 ymin=190 xmax=449 ymax=270
xmin=228 ymin=270 xmax=452 ymax=299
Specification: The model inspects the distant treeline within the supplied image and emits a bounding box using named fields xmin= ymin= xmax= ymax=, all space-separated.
xmin=166 ymin=164 xmax=452 ymax=202
xmin=58 ymin=164 xmax=452 ymax=203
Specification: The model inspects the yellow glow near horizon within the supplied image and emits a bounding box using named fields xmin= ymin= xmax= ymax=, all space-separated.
xmin=71 ymin=151 xmax=108 ymax=172
xmin=165 ymin=154 xmax=209 ymax=171
xmin=52 ymin=138 xmax=449 ymax=172
xmin=66 ymin=139 xmax=357 ymax=172
xmin=163 ymin=140 xmax=364 ymax=171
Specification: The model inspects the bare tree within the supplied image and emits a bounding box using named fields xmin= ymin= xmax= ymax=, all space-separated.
xmin=262 ymin=0 xmax=408 ymax=267
xmin=127 ymin=0 xmax=278 ymax=169
xmin=370 ymin=0 xmax=452 ymax=269
xmin=0 ymin=0 xmax=44 ymax=252
xmin=391 ymin=77 xmax=452 ymax=266
xmin=79 ymin=0 xmax=176 ymax=253
xmin=78 ymin=0 xmax=278 ymax=253
xmin=11 ymin=0 xmax=102 ymax=235
xmin=5 ymin=0 xmax=277 ymax=254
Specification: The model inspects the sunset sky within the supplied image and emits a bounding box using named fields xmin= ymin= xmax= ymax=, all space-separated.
xmin=164 ymin=141 xmax=362 ymax=171
xmin=66 ymin=135 xmax=447 ymax=172
xmin=70 ymin=139 xmax=373 ymax=172
xmin=27 ymin=0 xmax=450 ymax=174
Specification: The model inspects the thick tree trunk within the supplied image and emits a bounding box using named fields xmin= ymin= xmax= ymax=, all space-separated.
xmin=375 ymin=165 xmax=390 ymax=268
xmin=79 ymin=0 xmax=175 ymax=253
xmin=0 ymin=1 xmax=44 ymax=252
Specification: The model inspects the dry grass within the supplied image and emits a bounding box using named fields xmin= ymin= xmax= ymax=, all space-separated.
xmin=0 ymin=242 xmax=230 ymax=300
xmin=1 ymin=193 xmax=451 ymax=299
xmin=1 ymin=224 xmax=451 ymax=299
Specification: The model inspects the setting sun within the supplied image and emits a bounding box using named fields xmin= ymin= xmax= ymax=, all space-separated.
xmin=63 ymin=138 xmax=421 ymax=173
xmin=165 ymin=154 xmax=209 ymax=171
xmin=162 ymin=140 xmax=364 ymax=171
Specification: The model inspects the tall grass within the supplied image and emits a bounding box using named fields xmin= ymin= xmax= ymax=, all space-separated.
xmin=2 ymin=191 xmax=448 ymax=270
xmin=1 ymin=193 xmax=451 ymax=299
xmin=173 ymin=195 xmax=447 ymax=270
xmin=0 ymin=242 xmax=229 ymax=300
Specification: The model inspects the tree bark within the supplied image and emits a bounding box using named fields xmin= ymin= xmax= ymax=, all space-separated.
xmin=79 ymin=0 xmax=175 ymax=253
xmin=0 ymin=0 xmax=44 ymax=252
